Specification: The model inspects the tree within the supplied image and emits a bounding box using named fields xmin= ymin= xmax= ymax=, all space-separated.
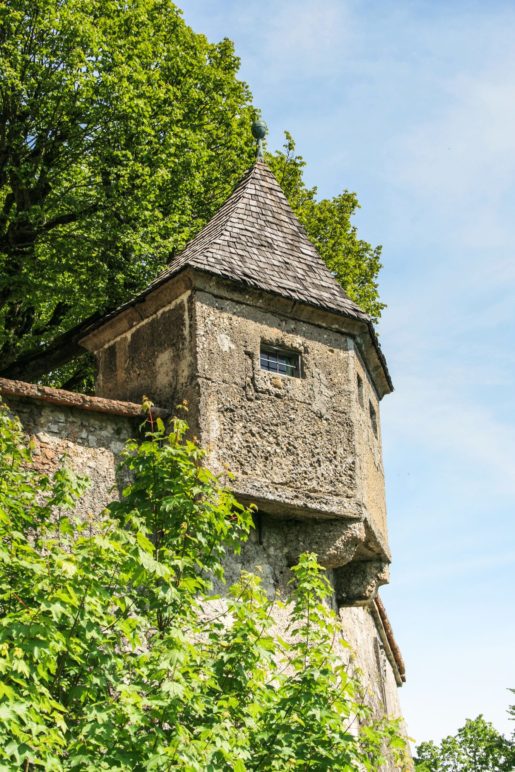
xmin=415 ymin=715 xmax=515 ymax=771
xmin=0 ymin=400 xmax=408 ymax=769
xmin=0 ymin=1 xmax=384 ymax=390
xmin=0 ymin=0 xmax=256 ymax=387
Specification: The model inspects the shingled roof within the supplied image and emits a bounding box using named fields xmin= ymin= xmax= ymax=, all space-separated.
xmin=146 ymin=160 xmax=368 ymax=321
xmin=80 ymin=159 xmax=392 ymax=394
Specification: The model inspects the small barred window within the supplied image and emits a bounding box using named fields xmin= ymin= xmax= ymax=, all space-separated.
xmin=260 ymin=345 xmax=301 ymax=378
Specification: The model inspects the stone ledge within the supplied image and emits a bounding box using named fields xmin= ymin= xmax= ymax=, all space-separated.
xmin=0 ymin=378 xmax=168 ymax=420
xmin=235 ymin=486 xmax=365 ymax=522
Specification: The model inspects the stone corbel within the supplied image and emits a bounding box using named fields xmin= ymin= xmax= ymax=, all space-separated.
xmin=335 ymin=559 xmax=390 ymax=606
xmin=285 ymin=519 xmax=366 ymax=570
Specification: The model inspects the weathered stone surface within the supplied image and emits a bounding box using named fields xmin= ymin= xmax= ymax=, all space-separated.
xmin=284 ymin=519 xmax=366 ymax=569
xmin=2 ymin=387 xmax=408 ymax=767
xmin=216 ymin=520 xmax=406 ymax=758
xmin=219 ymin=515 xmax=364 ymax=594
xmin=0 ymin=377 xmax=166 ymax=419
xmin=338 ymin=604 xmax=404 ymax=713
xmin=94 ymin=290 xmax=195 ymax=410
xmin=2 ymin=396 xmax=137 ymax=518
xmin=335 ymin=560 xmax=390 ymax=605
xmin=70 ymin=158 xmax=408 ymax=757
xmin=192 ymin=285 xmax=390 ymax=555
xmin=83 ymin=272 xmax=391 ymax=556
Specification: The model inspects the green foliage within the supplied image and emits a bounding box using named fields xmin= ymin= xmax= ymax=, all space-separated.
xmin=1 ymin=1 xmax=383 ymax=387
xmin=415 ymin=715 xmax=515 ymax=771
xmin=0 ymin=0 xmax=256 ymax=383
xmin=267 ymin=133 xmax=385 ymax=322
xmin=0 ymin=401 xmax=408 ymax=769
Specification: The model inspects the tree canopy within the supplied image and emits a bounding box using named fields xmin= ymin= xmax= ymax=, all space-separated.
xmin=415 ymin=715 xmax=515 ymax=771
xmin=0 ymin=401 xmax=408 ymax=769
xmin=0 ymin=0 xmax=384 ymax=390
xmin=0 ymin=0 xmax=256 ymax=387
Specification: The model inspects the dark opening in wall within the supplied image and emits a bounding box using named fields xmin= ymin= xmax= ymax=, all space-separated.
xmin=369 ymin=400 xmax=378 ymax=437
xmin=260 ymin=345 xmax=301 ymax=377
xmin=357 ymin=373 xmax=364 ymax=407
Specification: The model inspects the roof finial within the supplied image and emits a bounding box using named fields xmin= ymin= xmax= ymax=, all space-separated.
xmin=252 ymin=119 xmax=268 ymax=161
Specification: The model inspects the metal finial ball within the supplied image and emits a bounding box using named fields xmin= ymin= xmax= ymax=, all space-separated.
xmin=252 ymin=120 xmax=268 ymax=140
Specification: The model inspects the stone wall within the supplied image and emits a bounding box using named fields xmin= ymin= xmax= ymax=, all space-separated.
xmin=2 ymin=392 xmax=138 ymax=518
xmin=71 ymin=268 xmax=408 ymax=759
xmin=83 ymin=272 xmax=389 ymax=547
xmin=95 ymin=289 xmax=195 ymax=410
xmin=339 ymin=604 xmax=404 ymax=716
xmin=194 ymin=289 xmax=358 ymax=518
xmin=217 ymin=517 xmax=405 ymax=726
xmin=0 ymin=381 xmax=408 ymax=768
xmin=193 ymin=287 xmax=388 ymax=541
xmin=354 ymin=350 xmax=388 ymax=540
xmin=80 ymin=272 xmax=396 ymax=641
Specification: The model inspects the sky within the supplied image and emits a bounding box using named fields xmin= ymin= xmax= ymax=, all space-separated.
xmin=180 ymin=0 xmax=515 ymax=747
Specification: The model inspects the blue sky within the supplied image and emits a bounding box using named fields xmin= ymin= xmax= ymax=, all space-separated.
xmin=180 ymin=0 xmax=515 ymax=745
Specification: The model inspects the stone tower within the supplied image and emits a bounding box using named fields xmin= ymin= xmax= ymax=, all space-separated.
xmin=80 ymin=158 xmax=406 ymax=709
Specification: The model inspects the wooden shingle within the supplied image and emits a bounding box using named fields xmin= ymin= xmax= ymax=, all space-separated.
xmin=147 ymin=161 xmax=369 ymax=321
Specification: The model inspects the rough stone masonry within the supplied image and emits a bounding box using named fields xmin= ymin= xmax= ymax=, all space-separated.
xmin=0 ymin=158 xmax=409 ymax=764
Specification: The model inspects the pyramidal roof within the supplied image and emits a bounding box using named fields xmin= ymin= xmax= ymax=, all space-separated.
xmin=147 ymin=160 xmax=368 ymax=321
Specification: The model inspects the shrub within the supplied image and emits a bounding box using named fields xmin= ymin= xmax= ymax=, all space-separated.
xmin=0 ymin=402 xmax=408 ymax=769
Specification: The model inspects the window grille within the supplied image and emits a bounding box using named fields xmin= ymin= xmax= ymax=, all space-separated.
xmin=260 ymin=345 xmax=301 ymax=378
